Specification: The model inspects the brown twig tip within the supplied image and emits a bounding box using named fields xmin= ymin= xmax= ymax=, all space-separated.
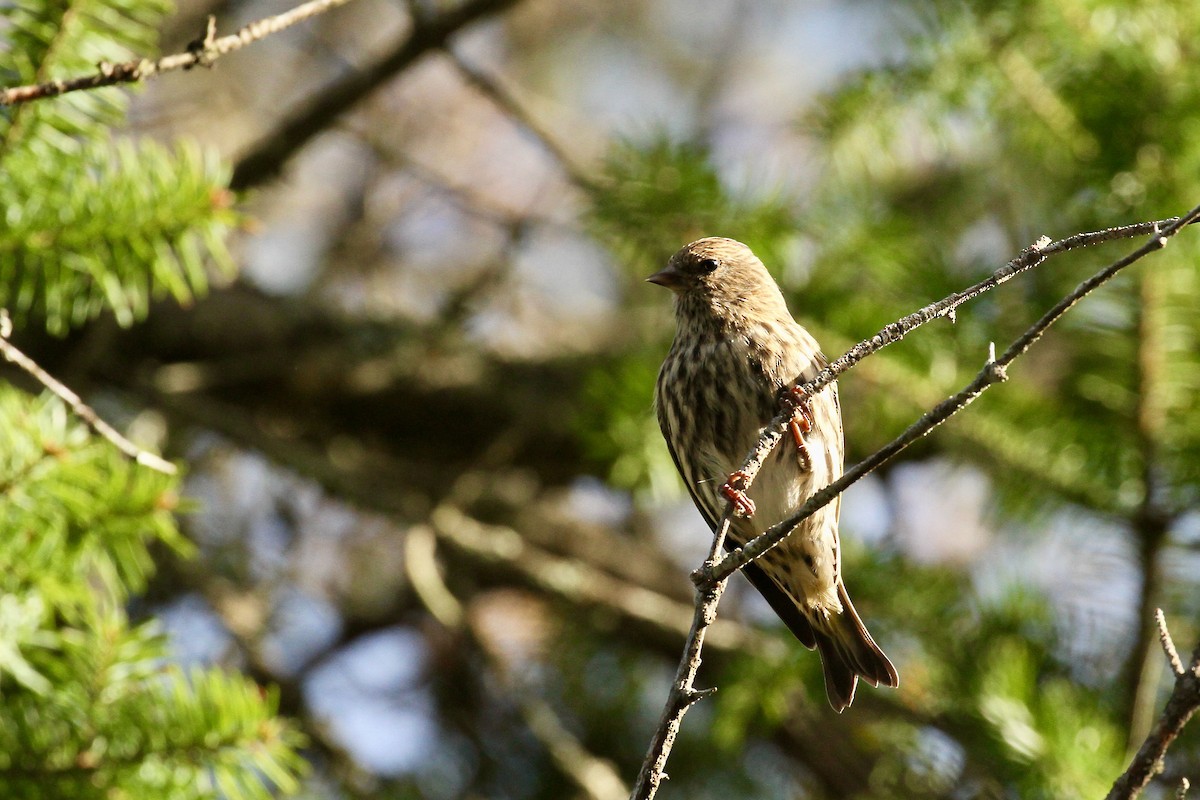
xmin=1156 ymin=609 xmax=1186 ymax=677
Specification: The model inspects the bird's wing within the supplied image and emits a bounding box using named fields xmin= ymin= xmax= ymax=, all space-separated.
xmin=823 ymin=380 xmax=845 ymax=585
xmin=791 ymin=347 xmax=846 ymax=587
xmin=657 ymin=401 xmax=819 ymax=650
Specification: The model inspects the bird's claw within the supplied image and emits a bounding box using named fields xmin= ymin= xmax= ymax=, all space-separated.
xmin=721 ymin=470 xmax=756 ymax=518
xmin=782 ymin=386 xmax=815 ymax=471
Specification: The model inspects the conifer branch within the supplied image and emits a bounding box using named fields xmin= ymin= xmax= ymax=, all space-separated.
xmin=0 ymin=0 xmax=359 ymax=106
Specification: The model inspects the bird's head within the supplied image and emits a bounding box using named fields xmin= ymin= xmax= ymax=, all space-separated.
xmin=647 ymin=237 xmax=790 ymax=322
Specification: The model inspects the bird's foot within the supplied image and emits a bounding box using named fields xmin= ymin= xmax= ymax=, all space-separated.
xmin=721 ymin=470 xmax=756 ymax=518
xmin=781 ymin=386 xmax=814 ymax=471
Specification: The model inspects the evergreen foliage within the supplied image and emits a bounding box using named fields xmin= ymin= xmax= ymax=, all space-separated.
xmin=0 ymin=389 xmax=304 ymax=798
xmin=0 ymin=0 xmax=301 ymax=796
xmin=0 ymin=0 xmax=234 ymax=334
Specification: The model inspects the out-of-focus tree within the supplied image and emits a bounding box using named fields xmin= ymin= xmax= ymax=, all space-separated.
xmin=3 ymin=0 xmax=1199 ymax=798
xmin=0 ymin=0 xmax=304 ymax=796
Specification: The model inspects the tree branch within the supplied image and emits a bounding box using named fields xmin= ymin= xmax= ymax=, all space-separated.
xmin=630 ymin=203 xmax=1200 ymax=800
xmin=1105 ymin=614 xmax=1200 ymax=800
xmin=430 ymin=505 xmax=767 ymax=656
xmin=0 ymin=0 xmax=359 ymax=106
xmin=710 ymin=205 xmax=1200 ymax=583
xmin=404 ymin=518 xmax=629 ymax=800
xmin=445 ymin=49 xmax=596 ymax=191
xmin=1124 ymin=264 xmax=1174 ymax=745
xmin=519 ymin=696 xmax=628 ymax=800
xmin=229 ymin=0 xmax=525 ymax=190
xmin=627 ymin=512 xmax=734 ymax=800
xmin=0 ymin=312 xmax=175 ymax=474
xmin=1156 ymin=609 xmax=1186 ymax=678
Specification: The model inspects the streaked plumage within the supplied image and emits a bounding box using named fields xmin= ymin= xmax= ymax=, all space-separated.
xmin=649 ymin=236 xmax=897 ymax=712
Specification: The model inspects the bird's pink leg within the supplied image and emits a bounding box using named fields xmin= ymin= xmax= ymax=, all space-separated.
xmin=783 ymin=386 xmax=814 ymax=471
xmin=721 ymin=470 xmax=756 ymax=518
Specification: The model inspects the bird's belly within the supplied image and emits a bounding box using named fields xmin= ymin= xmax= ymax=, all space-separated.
xmin=747 ymin=431 xmax=828 ymax=537
xmin=741 ymin=430 xmax=841 ymax=611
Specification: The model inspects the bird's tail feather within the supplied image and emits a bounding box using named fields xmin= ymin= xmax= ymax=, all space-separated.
xmin=811 ymin=583 xmax=898 ymax=713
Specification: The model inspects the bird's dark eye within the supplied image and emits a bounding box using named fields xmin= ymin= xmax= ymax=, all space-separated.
xmin=697 ymin=257 xmax=719 ymax=273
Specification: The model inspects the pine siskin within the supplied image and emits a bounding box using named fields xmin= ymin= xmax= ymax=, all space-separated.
xmin=649 ymin=236 xmax=898 ymax=712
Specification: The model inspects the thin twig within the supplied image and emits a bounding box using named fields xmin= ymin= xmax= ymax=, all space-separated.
xmin=446 ymin=49 xmax=597 ymax=191
xmin=0 ymin=313 xmax=176 ymax=474
xmin=1157 ymin=609 xmax=1186 ymax=678
xmin=629 ymin=513 xmax=734 ymax=800
xmin=1105 ymin=621 xmax=1200 ymax=800
xmin=631 ymin=203 xmax=1200 ymax=800
xmin=0 ymin=0 xmax=359 ymax=106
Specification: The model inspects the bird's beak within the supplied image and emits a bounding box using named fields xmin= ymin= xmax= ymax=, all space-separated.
xmin=646 ymin=265 xmax=684 ymax=291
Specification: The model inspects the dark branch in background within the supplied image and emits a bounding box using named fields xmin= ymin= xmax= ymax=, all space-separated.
xmin=230 ymin=0 xmax=524 ymax=190
xmin=0 ymin=312 xmax=175 ymax=474
xmin=1124 ymin=264 xmax=1174 ymax=746
xmin=0 ymin=0 xmax=359 ymax=105
xmin=404 ymin=517 xmax=629 ymax=800
xmin=630 ymin=203 xmax=1200 ymax=800
xmin=445 ymin=50 xmax=597 ymax=192
xmin=1106 ymin=612 xmax=1200 ymax=800
xmin=429 ymin=505 xmax=769 ymax=655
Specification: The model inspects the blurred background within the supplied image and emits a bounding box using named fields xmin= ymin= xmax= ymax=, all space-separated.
xmin=5 ymin=0 xmax=1200 ymax=797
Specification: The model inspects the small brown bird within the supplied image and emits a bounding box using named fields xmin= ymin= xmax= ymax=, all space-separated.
xmin=649 ymin=236 xmax=897 ymax=711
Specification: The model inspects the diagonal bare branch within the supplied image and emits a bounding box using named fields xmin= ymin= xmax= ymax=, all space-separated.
xmin=230 ymin=0 xmax=525 ymax=190
xmin=631 ymin=203 xmax=1200 ymax=800
xmin=708 ymin=205 xmax=1200 ymax=583
xmin=0 ymin=311 xmax=175 ymax=474
xmin=0 ymin=0 xmax=359 ymax=106
xmin=1105 ymin=617 xmax=1200 ymax=800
